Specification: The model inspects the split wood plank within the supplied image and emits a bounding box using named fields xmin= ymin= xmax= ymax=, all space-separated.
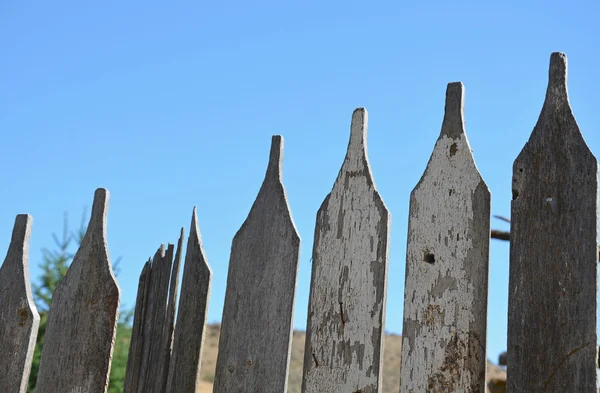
xmin=213 ymin=135 xmax=301 ymax=393
xmin=36 ymin=188 xmax=121 ymax=393
xmin=400 ymin=83 xmax=490 ymax=393
xmin=123 ymin=259 xmax=151 ymax=393
xmin=0 ymin=214 xmax=39 ymax=393
xmin=507 ymin=52 xmax=598 ymax=392
xmin=166 ymin=208 xmax=212 ymax=393
xmin=124 ymin=231 xmax=183 ymax=393
xmin=302 ymin=109 xmax=390 ymax=393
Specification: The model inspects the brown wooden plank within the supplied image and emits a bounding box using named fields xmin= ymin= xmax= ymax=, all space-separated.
xmin=301 ymin=109 xmax=390 ymax=393
xmin=213 ymin=135 xmax=301 ymax=393
xmin=400 ymin=83 xmax=490 ymax=393
xmin=165 ymin=208 xmax=212 ymax=393
xmin=507 ymin=52 xmax=598 ymax=391
xmin=123 ymin=260 xmax=151 ymax=393
xmin=36 ymin=188 xmax=121 ymax=393
xmin=0 ymin=214 xmax=40 ymax=393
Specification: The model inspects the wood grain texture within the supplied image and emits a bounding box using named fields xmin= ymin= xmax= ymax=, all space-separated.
xmin=213 ymin=135 xmax=301 ymax=393
xmin=507 ymin=52 xmax=598 ymax=392
xmin=0 ymin=214 xmax=39 ymax=393
xmin=124 ymin=231 xmax=183 ymax=393
xmin=36 ymin=188 xmax=121 ymax=393
xmin=123 ymin=260 xmax=151 ymax=393
xmin=400 ymin=83 xmax=490 ymax=393
xmin=302 ymin=109 xmax=390 ymax=393
xmin=166 ymin=208 xmax=212 ymax=393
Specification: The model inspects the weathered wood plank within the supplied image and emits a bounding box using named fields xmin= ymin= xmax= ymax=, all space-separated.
xmin=302 ymin=109 xmax=390 ymax=393
xmin=36 ymin=188 xmax=121 ymax=393
xmin=400 ymin=83 xmax=490 ymax=393
xmin=155 ymin=230 xmax=184 ymax=393
xmin=214 ymin=135 xmax=301 ymax=393
xmin=146 ymin=244 xmax=175 ymax=393
xmin=507 ymin=52 xmax=598 ymax=392
xmin=124 ymin=231 xmax=183 ymax=393
xmin=166 ymin=208 xmax=212 ymax=393
xmin=123 ymin=260 xmax=151 ymax=393
xmin=0 ymin=214 xmax=39 ymax=393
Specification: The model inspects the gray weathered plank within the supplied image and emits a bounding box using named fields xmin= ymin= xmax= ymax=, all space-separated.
xmin=155 ymin=230 xmax=184 ymax=393
xmin=302 ymin=109 xmax=390 ymax=393
xmin=124 ymin=231 xmax=183 ymax=393
xmin=400 ymin=82 xmax=490 ymax=393
xmin=123 ymin=259 xmax=151 ymax=393
xmin=145 ymin=244 xmax=175 ymax=393
xmin=507 ymin=52 xmax=598 ymax=392
xmin=36 ymin=188 xmax=121 ymax=393
xmin=0 ymin=214 xmax=40 ymax=393
xmin=214 ymin=135 xmax=301 ymax=393
xmin=166 ymin=208 xmax=212 ymax=393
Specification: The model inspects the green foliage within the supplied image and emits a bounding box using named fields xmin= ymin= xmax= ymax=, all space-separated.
xmin=28 ymin=210 xmax=131 ymax=393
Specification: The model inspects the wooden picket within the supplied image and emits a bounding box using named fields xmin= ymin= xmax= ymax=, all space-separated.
xmin=213 ymin=135 xmax=301 ymax=393
xmin=36 ymin=188 xmax=121 ymax=393
xmin=165 ymin=208 xmax=212 ymax=393
xmin=507 ymin=52 xmax=598 ymax=391
xmin=400 ymin=82 xmax=490 ymax=393
xmin=0 ymin=214 xmax=39 ymax=393
xmin=123 ymin=229 xmax=184 ymax=393
xmin=2 ymin=50 xmax=599 ymax=393
xmin=302 ymin=109 xmax=390 ymax=393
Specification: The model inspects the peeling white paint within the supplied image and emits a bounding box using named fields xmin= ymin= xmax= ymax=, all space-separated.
xmin=303 ymin=109 xmax=390 ymax=393
xmin=401 ymin=84 xmax=490 ymax=393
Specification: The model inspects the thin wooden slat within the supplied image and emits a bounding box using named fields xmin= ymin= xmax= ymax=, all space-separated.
xmin=400 ymin=83 xmax=490 ymax=393
xmin=507 ymin=52 xmax=598 ymax=391
xmin=146 ymin=244 xmax=175 ymax=393
xmin=135 ymin=247 xmax=165 ymax=393
xmin=0 ymin=214 xmax=39 ymax=393
xmin=302 ymin=109 xmax=390 ymax=393
xmin=36 ymin=188 xmax=121 ymax=393
xmin=155 ymin=229 xmax=184 ymax=393
xmin=166 ymin=208 xmax=212 ymax=393
xmin=214 ymin=135 xmax=301 ymax=393
xmin=123 ymin=260 xmax=151 ymax=393
xmin=124 ymin=231 xmax=184 ymax=393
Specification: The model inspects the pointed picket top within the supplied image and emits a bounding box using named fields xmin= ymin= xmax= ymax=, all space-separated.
xmin=0 ymin=214 xmax=39 ymax=393
xmin=400 ymin=83 xmax=490 ymax=393
xmin=441 ymin=82 xmax=465 ymax=138
xmin=214 ymin=136 xmax=301 ymax=393
xmin=166 ymin=207 xmax=212 ymax=393
xmin=508 ymin=53 xmax=598 ymax=391
xmin=545 ymin=52 xmax=569 ymax=107
xmin=36 ymin=188 xmax=120 ymax=393
xmin=302 ymin=109 xmax=390 ymax=393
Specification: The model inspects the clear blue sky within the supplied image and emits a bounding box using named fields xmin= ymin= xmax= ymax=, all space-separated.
xmin=1 ymin=1 xmax=599 ymax=366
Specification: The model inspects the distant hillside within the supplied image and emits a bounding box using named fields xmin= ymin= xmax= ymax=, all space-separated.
xmin=196 ymin=324 xmax=506 ymax=393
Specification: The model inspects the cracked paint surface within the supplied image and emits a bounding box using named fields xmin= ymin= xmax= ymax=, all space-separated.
xmin=400 ymin=83 xmax=490 ymax=393
xmin=302 ymin=108 xmax=390 ymax=393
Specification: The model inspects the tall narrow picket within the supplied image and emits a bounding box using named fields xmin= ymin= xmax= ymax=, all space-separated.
xmin=0 ymin=214 xmax=39 ymax=393
xmin=507 ymin=52 xmax=598 ymax=391
xmin=213 ymin=136 xmax=301 ymax=393
xmin=166 ymin=208 xmax=212 ymax=393
xmin=36 ymin=188 xmax=121 ymax=393
xmin=400 ymin=83 xmax=490 ymax=393
xmin=302 ymin=109 xmax=390 ymax=393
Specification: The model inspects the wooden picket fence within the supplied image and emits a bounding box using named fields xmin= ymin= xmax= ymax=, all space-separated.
xmin=0 ymin=52 xmax=597 ymax=393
